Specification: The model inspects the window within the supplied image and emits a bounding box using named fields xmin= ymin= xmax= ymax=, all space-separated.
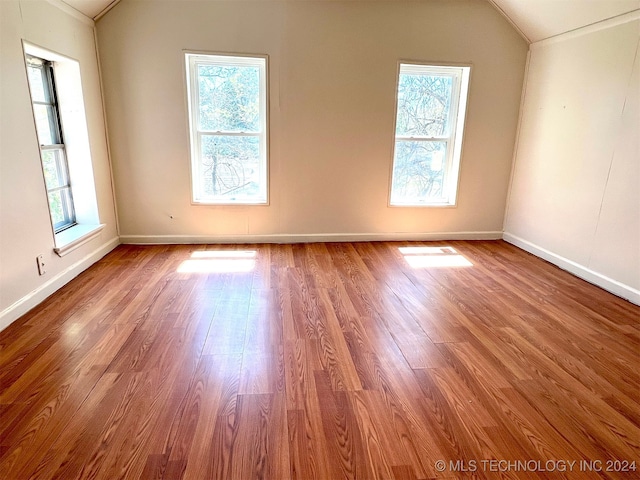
xmin=185 ymin=53 xmax=268 ymax=204
xmin=390 ymin=63 xmax=470 ymax=206
xmin=24 ymin=43 xmax=103 ymax=256
xmin=27 ymin=55 xmax=76 ymax=231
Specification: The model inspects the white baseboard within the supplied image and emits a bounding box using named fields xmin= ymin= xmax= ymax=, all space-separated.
xmin=119 ymin=231 xmax=503 ymax=245
xmin=503 ymin=232 xmax=640 ymax=305
xmin=0 ymin=237 xmax=120 ymax=333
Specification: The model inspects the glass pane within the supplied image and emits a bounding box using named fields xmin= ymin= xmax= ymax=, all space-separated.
xmin=395 ymin=73 xmax=453 ymax=137
xmin=33 ymin=104 xmax=58 ymax=145
xmin=200 ymin=135 xmax=262 ymax=200
xmin=41 ymin=149 xmax=68 ymax=189
xmin=48 ymin=187 xmax=75 ymax=230
xmin=391 ymin=141 xmax=447 ymax=203
xmin=27 ymin=65 xmax=48 ymax=103
xmin=197 ymin=64 xmax=260 ymax=132
xmin=48 ymin=190 xmax=65 ymax=227
xmin=59 ymin=187 xmax=75 ymax=226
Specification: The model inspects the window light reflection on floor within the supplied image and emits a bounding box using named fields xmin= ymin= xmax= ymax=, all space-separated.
xmin=399 ymin=246 xmax=473 ymax=268
xmin=178 ymin=250 xmax=257 ymax=273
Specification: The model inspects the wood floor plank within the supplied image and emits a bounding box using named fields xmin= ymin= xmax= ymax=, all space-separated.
xmin=243 ymin=289 xmax=283 ymax=355
xmin=348 ymin=390 xmax=396 ymax=480
xmin=227 ymin=392 xmax=290 ymax=480
xmin=239 ymin=350 xmax=284 ymax=395
xmin=161 ymin=353 xmax=216 ymax=480
xmin=287 ymin=407 xmax=331 ymax=480
xmin=312 ymin=287 xmax=363 ymax=391
xmin=0 ymin=240 xmax=638 ymax=479
xmin=180 ymin=354 xmax=242 ymax=480
xmin=314 ymin=369 xmax=374 ymax=480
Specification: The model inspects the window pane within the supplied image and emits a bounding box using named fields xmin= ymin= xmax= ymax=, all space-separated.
xmin=395 ymin=73 xmax=453 ymax=137
xmin=33 ymin=104 xmax=59 ymax=145
xmin=48 ymin=190 xmax=65 ymax=227
xmin=197 ymin=64 xmax=260 ymax=133
xmin=200 ymin=135 xmax=262 ymax=200
xmin=27 ymin=65 xmax=48 ymax=103
xmin=59 ymin=187 xmax=74 ymax=226
xmin=48 ymin=187 xmax=74 ymax=230
xmin=41 ymin=149 xmax=68 ymax=190
xmin=391 ymin=141 xmax=447 ymax=203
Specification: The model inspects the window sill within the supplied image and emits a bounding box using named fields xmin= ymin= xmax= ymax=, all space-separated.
xmin=54 ymin=224 xmax=105 ymax=257
xmin=192 ymin=198 xmax=269 ymax=206
xmin=389 ymin=202 xmax=457 ymax=208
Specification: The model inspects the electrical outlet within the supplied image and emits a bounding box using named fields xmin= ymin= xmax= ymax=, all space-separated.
xmin=36 ymin=255 xmax=46 ymax=276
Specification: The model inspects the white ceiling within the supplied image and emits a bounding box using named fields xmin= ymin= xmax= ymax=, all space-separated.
xmin=489 ymin=0 xmax=640 ymax=42
xmin=60 ymin=0 xmax=118 ymax=19
xmin=61 ymin=0 xmax=640 ymax=43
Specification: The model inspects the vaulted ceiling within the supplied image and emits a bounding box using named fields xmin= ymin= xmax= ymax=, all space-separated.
xmin=60 ymin=0 xmax=117 ymax=19
xmin=488 ymin=0 xmax=640 ymax=42
xmin=61 ymin=0 xmax=640 ymax=43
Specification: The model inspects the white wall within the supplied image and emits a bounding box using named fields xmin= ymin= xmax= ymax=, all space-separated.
xmin=0 ymin=0 xmax=119 ymax=330
xmin=96 ymin=0 xmax=527 ymax=243
xmin=505 ymin=13 xmax=640 ymax=304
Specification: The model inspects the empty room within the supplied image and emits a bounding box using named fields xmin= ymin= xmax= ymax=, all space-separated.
xmin=1 ymin=0 xmax=639 ymax=478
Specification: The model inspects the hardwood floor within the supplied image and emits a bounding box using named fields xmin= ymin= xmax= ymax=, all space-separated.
xmin=1 ymin=241 xmax=639 ymax=479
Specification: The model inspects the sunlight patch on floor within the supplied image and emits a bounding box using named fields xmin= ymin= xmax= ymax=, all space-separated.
xmin=399 ymin=246 xmax=473 ymax=268
xmin=178 ymin=250 xmax=257 ymax=273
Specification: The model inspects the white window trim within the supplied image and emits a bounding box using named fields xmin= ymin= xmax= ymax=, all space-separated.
xmin=184 ymin=52 xmax=269 ymax=205
xmin=389 ymin=62 xmax=471 ymax=207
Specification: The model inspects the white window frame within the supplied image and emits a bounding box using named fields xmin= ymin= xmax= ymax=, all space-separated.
xmin=185 ymin=52 xmax=269 ymax=205
xmin=390 ymin=62 xmax=471 ymax=207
